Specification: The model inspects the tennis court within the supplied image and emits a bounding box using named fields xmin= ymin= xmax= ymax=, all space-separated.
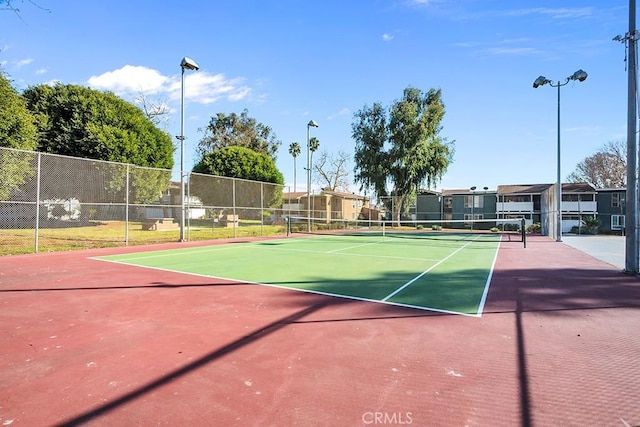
xmin=96 ymin=230 xmax=511 ymax=316
xmin=1 ymin=232 xmax=640 ymax=426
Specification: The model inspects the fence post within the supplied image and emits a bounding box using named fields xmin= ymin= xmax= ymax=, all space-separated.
xmin=260 ymin=182 xmax=264 ymax=236
xmin=34 ymin=152 xmax=41 ymax=253
xmin=125 ymin=164 xmax=130 ymax=245
xmin=232 ymin=178 xmax=237 ymax=239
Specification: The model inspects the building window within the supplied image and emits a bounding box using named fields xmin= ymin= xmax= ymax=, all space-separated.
xmin=464 ymin=214 xmax=483 ymax=221
xmin=612 ymin=215 xmax=625 ymax=230
xmin=612 ymin=193 xmax=625 ymax=208
xmin=444 ymin=196 xmax=452 ymax=209
xmin=464 ymin=195 xmax=484 ymax=208
xmin=502 ymin=195 xmax=530 ymax=203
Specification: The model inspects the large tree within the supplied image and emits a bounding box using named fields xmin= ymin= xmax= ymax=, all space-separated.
xmin=567 ymin=139 xmax=626 ymax=188
xmin=191 ymin=146 xmax=284 ymax=209
xmin=193 ymin=146 xmax=283 ymax=183
xmin=352 ymin=86 xmax=454 ymax=221
xmin=21 ymin=83 xmax=174 ymax=204
xmin=197 ymin=109 xmax=281 ymax=160
xmin=0 ymin=71 xmax=38 ymax=199
xmin=0 ymin=71 xmax=37 ymax=150
xmin=314 ymin=149 xmax=350 ymax=192
xmin=23 ymin=83 xmax=174 ymax=168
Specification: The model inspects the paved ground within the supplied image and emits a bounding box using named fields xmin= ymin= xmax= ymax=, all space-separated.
xmin=562 ymin=235 xmax=625 ymax=270
xmin=0 ymin=235 xmax=639 ymax=426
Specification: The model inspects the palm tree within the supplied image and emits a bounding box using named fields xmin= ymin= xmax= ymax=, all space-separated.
xmin=309 ymin=137 xmax=320 ymax=194
xmin=309 ymin=137 xmax=320 ymax=166
xmin=288 ymin=142 xmax=301 ymax=192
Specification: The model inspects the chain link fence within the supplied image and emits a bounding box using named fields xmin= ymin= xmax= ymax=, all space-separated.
xmin=0 ymin=147 xmax=287 ymax=255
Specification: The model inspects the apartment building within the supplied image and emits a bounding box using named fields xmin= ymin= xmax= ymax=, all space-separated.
xmin=417 ymin=182 xmax=603 ymax=236
xmin=283 ymin=189 xmax=371 ymax=220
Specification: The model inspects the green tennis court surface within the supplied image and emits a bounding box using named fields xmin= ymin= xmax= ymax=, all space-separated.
xmin=96 ymin=233 xmax=505 ymax=316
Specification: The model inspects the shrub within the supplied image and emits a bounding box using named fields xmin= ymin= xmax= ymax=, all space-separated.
xmin=526 ymin=222 xmax=541 ymax=234
xmin=490 ymin=227 xmax=499 ymax=233
xmin=432 ymin=224 xmax=442 ymax=231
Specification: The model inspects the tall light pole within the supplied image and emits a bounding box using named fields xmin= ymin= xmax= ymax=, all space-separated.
xmin=470 ymin=186 xmax=477 ymax=231
xmin=306 ymin=120 xmax=318 ymax=232
xmin=178 ymin=56 xmax=199 ymax=242
xmin=533 ymin=69 xmax=587 ymax=242
xmin=615 ymin=1 xmax=639 ymax=274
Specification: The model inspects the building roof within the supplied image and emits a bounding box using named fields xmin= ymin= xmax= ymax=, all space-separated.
xmin=282 ymin=190 xmax=369 ymax=201
xmin=496 ymin=184 xmax=553 ymax=194
xmin=441 ymin=188 xmax=496 ymax=195
xmin=320 ymin=190 xmax=369 ymax=200
xmin=561 ymin=182 xmax=596 ymax=193
xmin=283 ymin=191 xmax=307 ymax=200
xmin=496 ymin=182 xmax=596 ymax=195
xmin=595 ymin=187 xmax=626 ymax=192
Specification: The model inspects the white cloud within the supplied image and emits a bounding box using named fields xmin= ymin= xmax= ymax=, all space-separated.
xmin=15 ymin=58 xmax=33 ymax=67
xmin=382 ymin=33 xmax=394 ymax=42
xmin=484 ymin=47 xmax=542 ymax=56
xmin=35 ymin=68 xmax=47 ymax=75
xmin=87 ymin=64 xmax=251 ymax=104
xmin=88 ymin=65 xmax=169 ymax=94
xmin=328 ymin=108 xmax=351 ymax=120
xmin=507 ymin=7 xmax=594 ymax=19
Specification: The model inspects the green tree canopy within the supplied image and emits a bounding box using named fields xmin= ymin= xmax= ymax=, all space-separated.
xmin=0 ymin=71 xmax=37 ymax=150
xmin=191 ymin=146 xmax=284 ymax=209
xmin=23 ymin=83 xmax=174 ymax=168
xmin=0 ymin=71 xmax=38 ymax=200
xmin=197 ymin=109 xmax=281 ymax=160
xmin=352 ymin=86 xmax=454 ymax=220
xmin=192 ymin=146 xmax=284 ymax=184
xmin=21 ymin=83 xmax=174 ymax=204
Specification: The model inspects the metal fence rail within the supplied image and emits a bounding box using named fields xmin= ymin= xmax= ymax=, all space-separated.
xmin=0 ymin=147 xmax=287 ymax=255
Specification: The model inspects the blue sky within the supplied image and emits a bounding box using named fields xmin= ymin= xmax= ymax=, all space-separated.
xmin=0 ymin=0 xmax=630 ymax=193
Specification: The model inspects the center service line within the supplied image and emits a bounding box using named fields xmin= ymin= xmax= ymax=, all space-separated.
xmin=381 ymin=236 xmax=479 ymax=302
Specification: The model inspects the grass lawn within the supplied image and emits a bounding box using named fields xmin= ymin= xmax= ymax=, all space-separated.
xmin=0 ymin=221 xmax=287 ymax=255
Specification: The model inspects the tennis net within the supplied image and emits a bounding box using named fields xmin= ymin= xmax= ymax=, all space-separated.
xmin=287 ymin=217 xmax=526 ymax=246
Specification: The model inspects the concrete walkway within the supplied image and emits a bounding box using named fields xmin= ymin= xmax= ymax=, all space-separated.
xmin=561 ymin=234 xmax=625 ymax=270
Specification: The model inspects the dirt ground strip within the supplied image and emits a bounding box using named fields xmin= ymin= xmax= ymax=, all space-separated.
xmin=0 ymin=236 xmax=638 ymax=427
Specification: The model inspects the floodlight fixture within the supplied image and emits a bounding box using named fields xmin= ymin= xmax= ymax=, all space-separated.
xmin=532 ymin=69 xmax=587 ymax=241
xmin=180 ymin=57 xmax=199 ymax=71
xmin=569 ymin=69 xmax=588 ymax=82
xmin=308 ymin=120 xmax=319 ymax=128
xmin=533 ymin=76 xmax=550 ymax=88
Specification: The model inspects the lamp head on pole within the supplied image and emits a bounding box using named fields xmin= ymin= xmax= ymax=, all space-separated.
xmin=569 ymin=69 xmax=588 ymax=82
xmin=180 ymin=57 xmax=199 ymax=71
xmin=307 ymin=120 xmax=319 ymax=128
xmin=532 ymin=76 xmax=551 ymax=88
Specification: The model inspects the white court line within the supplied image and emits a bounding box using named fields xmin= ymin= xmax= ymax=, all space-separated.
xmin=381 ymin=235 xmax=480 ymax=302
xmin=475 ymin=236 xmax=502 ymax=316
xmin=92 ymin=257 xmax=480 ymax=317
